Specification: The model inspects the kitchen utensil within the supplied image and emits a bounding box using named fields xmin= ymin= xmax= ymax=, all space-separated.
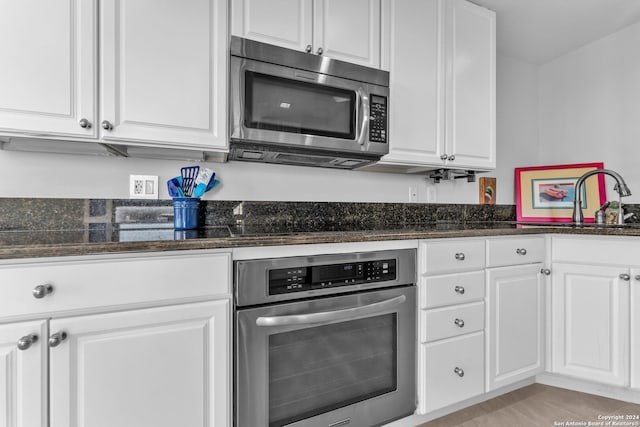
xmin=167 ymin=176 xmax=184 ymax=198
xmin=192 ymin=168 xmax=215 ymax=198
xmin=181 ymin=166 xmax=199 ymax=197
xmin=205 ymin=178 xmax=220 ymax=192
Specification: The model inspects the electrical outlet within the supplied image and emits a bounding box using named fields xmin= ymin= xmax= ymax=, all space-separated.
xmin=409 ymin=186 xmax=418 ymax=202
xmin=129 ymin=175 xmax=159 ymax=199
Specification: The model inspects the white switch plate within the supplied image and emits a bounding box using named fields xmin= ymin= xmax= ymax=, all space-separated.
xmin=426 ymin=187 xmax=437 ymax=203
xmin=129 ymin=175 xmax=159 ymax=199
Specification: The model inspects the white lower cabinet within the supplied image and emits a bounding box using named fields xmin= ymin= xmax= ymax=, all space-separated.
xmin=0 ymin=320 xmax=48 ymax=427
xmin=418 ymin=238 xmax=486 ymax=414
xmin=632 ymin=270 xmax=640 ymax=390
xmin=551 ymin=262 xmax=630 ymax=386
xmin=422 ymin=332 xmax=485 ymax=412
xmin=486 ymin=263 xmax=544 ymax=391
xmin=0 ymin=250 xmax=231 ymax=427
xmin=49 ymin=300 xmax=229 ymax=427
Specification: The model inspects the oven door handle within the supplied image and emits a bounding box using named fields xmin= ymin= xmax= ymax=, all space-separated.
xmin=256 ymin=295 xmax=406 ymax=327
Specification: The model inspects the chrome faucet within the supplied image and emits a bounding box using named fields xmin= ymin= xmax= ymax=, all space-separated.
xmin=572 ymin=169 xmax=631 ymax=225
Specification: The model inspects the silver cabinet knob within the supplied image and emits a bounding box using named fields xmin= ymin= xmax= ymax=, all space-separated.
xmin=455 ymin=252 xmax=465 ymax=261
xmin=454 ymin=367 xmax=465 ymax=377
xmin=79 ymin=118 xmax=92 ymax=129
xmin=619 ymin=273 xmax=631 ymax=281
xmin=32 ymin=284 xmax=53 ymax=299
xmin=49 ymin=331 xmax=67 ymax=348
xmin=454 ymin=285 xmax=465 ymax=294
xmin=448 ymin=155 xmax=456 ymax=161
xmin=516 ymin=248 xmax=527 ymax=255
xmin=540 ymin=268 xmax=551 ymax=276
xmin=316 ymin=47 xmax=323 ymax=55
xmin=440 ymin=154 xmax=448 ymax=161
xmin=101 ymin=120 xmax=113 ymax=131
xmin=305 ymin=44 xmax=312 ymax=53
xmin=454 ymin=318 xmax=465 ymax=328
xmin=17 ymin=334 xmax=38 ymax=351
xmin=635 ymin=275 xmax=640 ymax=281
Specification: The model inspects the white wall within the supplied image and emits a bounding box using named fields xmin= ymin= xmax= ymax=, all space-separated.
xmin=0 ymin=148 xmax=436 ymax=202
xmin=538 ymin=20 xmax=640 ymax=204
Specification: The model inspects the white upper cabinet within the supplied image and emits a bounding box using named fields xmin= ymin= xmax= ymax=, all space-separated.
xmin=232 ymin=0 xmax=387 ymax=69
xmin=0 ymin=0 xmax=228 ymax=155
xmin=231 ymin=0 xmax=313 ymax=52
xmin=372 ymin=0 xmax=495 ymax=172
xmin=0 ymin=0 xmax=97 ymax=138
xmin=313 ymin=0 xmax=382 ymax=68
xmin=444 ymin=0 xmax=495 ymax=170
xmin=100 ymin=0 xmax=228 ymax=150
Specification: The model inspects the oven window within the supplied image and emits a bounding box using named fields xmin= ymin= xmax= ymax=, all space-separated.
xmin=268 ymin=313 xmax=397 ymax=427
xmin=245 ymin=71 xmax=356 ymax=140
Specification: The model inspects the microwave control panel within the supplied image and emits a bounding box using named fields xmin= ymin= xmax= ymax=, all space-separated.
xmin=268 ymin=259 xmax=397 ymax=295
xmin=369 ymin=95 xmax=387 ymax=143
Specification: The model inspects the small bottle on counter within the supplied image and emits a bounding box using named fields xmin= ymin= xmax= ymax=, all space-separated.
xmin=594 ymin=209 xmax=605 ymax=224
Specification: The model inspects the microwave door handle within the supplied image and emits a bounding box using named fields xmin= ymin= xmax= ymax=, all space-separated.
xmin=256 ymin=295 xmax=406 ymax=327
xmin=356 ymin=89 xmax=369 ymax=146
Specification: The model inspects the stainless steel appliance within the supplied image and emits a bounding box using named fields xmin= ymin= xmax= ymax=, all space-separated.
xmin=235 ymin=249 xmax=416 ymax=427
xmin=229 ymin=36 xmax=390 ymax=169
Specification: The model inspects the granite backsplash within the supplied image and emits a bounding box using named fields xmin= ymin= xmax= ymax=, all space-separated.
xmin=0 ymin=198 xmax=518 ymax=233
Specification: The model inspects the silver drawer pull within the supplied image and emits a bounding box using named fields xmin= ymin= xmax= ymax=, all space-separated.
xmin=454 ymin=253 xmax=465 ymax=261
xmin=540 ymin=268 xmax=551 ymax=276
xmin=619 ymin=273 xmax=630 ymax=281
xmin=49 ymin=331 xmax=67 ymax=348
xmin=454 ymin=318 xmax=465 ymax=328
xmin=17 ymin=334 xmax=38 ymax=351
xmin=635 ymin=275 xmax=640 ymax=281
xmin=454 ymin=367 xmax=465 ymax=377
xmin=32 ymin=284 xmax=53 ymax=299
xmin=516 ymin=248 xmax=527 ymax=255
xmin=454 ymin=285 xmax=465 ymax=294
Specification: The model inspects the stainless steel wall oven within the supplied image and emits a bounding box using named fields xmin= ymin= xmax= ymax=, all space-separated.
xmin=234 ymin=249 xmax=416 ymax=427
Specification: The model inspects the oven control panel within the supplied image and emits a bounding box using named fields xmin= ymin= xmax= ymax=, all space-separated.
xmin=268 ymin=259 xmax=396 ymax=295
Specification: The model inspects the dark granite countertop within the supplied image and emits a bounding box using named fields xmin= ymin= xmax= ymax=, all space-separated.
xmin=3 ymin=221 xmax=640 ymax=260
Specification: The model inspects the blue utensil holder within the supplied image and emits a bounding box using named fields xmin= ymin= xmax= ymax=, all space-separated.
xmin=173 ymin=197 xmax=200 ymax=230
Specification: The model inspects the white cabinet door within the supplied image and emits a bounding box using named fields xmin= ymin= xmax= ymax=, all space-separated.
xmin=49 ymin=300 xmax=230 ymax=427
xmin=443 ymin=0 xmax=495 ymax=170
xmin=551 ymin=263 xmax=629 ymax=386
xmin=632 ymin=269 xmax=640 ymax=390
xmin=377 ymin=0 xmax=443 ymax=167
xmin=314 ymin=0 xmax=382 ymax=68
xmin=231 ymin=0 xmax=313 ymax=52
xmin=231 ymin=0 xmax=384 ymax=69
xmin=374 ymin=0 xmax=495 ymax=171
xmin=487 ymin=264 xmax=544 ymax=391
xmin=0 ymin=320 xmax=47 ymax=427
xmin=0 ymin=0 xmax=96 ymax=138
xmin=100 ymin=0 xmax=228 ymax=150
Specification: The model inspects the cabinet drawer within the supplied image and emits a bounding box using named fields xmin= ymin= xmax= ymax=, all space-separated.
xmin=487 ymin=237 xmax=545 ymax=267
xmin=424 ymin=240 xmax=485 ymax=274
xmin=0 ymin=251 xmax=231 ymax=320
xmin=421 ymin=271 xmax=485 ymax=309
xmin=422 ymin=332 xmax=485 ymax=413
xmin=421 ymin=301 xmax=484 ymax=343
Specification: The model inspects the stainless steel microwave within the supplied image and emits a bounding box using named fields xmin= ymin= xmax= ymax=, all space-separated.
xmin=229 ymin=36 xmax=390 ymax=169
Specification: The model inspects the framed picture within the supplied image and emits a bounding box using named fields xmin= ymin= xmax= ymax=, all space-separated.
xmin=479 ymin=177 xmax=496 ymax=204
xmin=515 ymin=163 xmax=606 ymax=222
